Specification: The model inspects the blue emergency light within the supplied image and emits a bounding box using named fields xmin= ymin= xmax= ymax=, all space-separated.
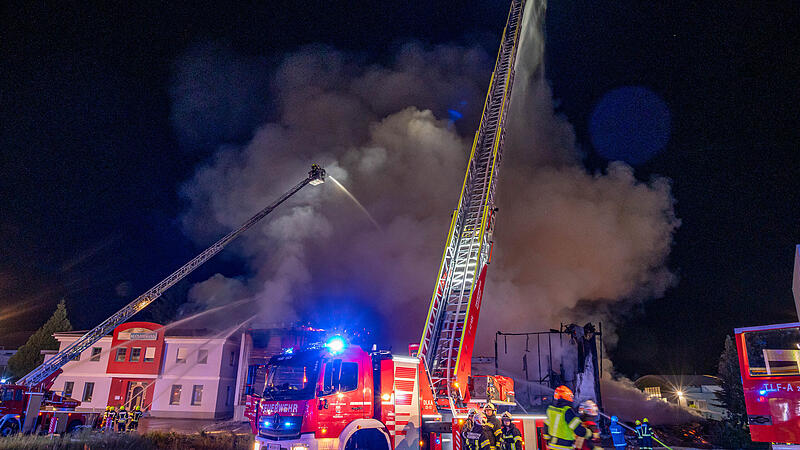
xmin=325 ymin=336 xmax=346 ymax=354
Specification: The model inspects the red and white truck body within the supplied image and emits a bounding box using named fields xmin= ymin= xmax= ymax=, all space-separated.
xmin=0 ymin=381 xmax=99 ymax=435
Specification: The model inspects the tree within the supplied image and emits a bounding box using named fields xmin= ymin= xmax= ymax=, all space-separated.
xmin=712 ymin=335 xmax=756 ymax=448
xmin=7 ymin=300 xmax=72 ymax=379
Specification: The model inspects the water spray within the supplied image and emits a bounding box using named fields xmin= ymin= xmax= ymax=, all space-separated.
xmin=328 ymin=176 xmax=382 ymax=231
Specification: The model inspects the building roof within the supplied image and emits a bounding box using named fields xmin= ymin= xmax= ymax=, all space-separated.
xmin=635 ymin=374 xmax=720 ymax=389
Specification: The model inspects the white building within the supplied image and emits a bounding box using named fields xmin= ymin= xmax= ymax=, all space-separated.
xmin=0 ymin=348 xmax=16 ymax=380
xmin=49 ymin=321 xmax=240 ymax=419
xmin=636 ymin=374 xmax=727 ymax=420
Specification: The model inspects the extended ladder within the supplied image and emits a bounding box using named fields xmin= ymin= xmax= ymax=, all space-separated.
xmin=418 ymin=0 xmax=526 ymax=405
xmin=19 ymin=165 xmax=326 ymax=389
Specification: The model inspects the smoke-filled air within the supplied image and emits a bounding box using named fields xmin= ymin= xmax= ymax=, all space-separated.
xmin=174 ymin=0 xmax=679 ymax=372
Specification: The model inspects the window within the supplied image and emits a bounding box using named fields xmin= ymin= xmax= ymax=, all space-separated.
xmin=323 ymin=359 xmax=341 ymax=394
xmin=339 ymin=362 xmax=358 ymax=392
xmin=130 ymin=347 xmax=141 ymax=362
xmin=744 ymin=327 xmax=800 ymax=376
xmin=229 ymin=350 xmax=236 ymax=366
xmin=176 ymin=348 xmax=187 ymax=364
xmin=0 ymin=389 xmax=12 ymax=401
xmin=169 ymin=385 xmax=182 ymax=405
xmin=82 ymin=382 xmax=94 ymax=402
xmin=63 ymin=381 xmax=74 ymax=398
xmin=191 ymin=385 xmax=203 ymax=406
xmin=644 ymin=386 xmax=662 ymax=399
xmin=321 ymin=360 xmax=358 ymax=394
xmin=144 ymin=347 xmax=155 ymax=362
xmin=197 ymin=349 xmax=208 ymax=365
xmin=90 ymin=347 xmax=102 ymax=361
xmin=14 ymin=389 xmax=22 ymax=401
xmin=226 ymin=386 xmax=233 ymax=406
xmin=115 ymin=348 xmax=127 ymax=362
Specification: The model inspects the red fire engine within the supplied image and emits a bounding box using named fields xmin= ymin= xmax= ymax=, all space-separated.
xmin=0 ymin=373 xmax=99 ymax=435
xmin=736 ymin=322 xmax=800 ymax=446
xmin=245 ymin=0 xmax=551 ymax=448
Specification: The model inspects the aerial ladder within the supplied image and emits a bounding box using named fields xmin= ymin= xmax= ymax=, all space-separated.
xmin=418 ymin=0 xmax=526 ymax=411
xmin=12 ymin=164 xmax=325 ymax=432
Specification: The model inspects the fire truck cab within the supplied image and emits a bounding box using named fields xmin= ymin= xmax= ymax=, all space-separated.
xmin=246 ymin=337 xmax=439 ymax=450
xmin=735 ymin=322 xmax=800 ymax=446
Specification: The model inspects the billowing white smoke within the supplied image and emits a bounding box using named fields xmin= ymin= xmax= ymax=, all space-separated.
xmin=175 ymin=5 xmax=679 ymax=358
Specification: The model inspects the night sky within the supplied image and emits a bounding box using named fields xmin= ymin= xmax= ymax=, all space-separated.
xmin=2 ymin=1 xmax=798 ymax=377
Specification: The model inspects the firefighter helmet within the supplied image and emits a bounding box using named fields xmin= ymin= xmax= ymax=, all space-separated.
xmin=135 ymin=405 xmax=140 ymax=411
xmin=643 ymin=418 xmax=649 ymax=423
xmin=475 ymin=413 xmax=486 ymax=425
xmin=611 ymin=415 xmax=619 ymax=422
xmin=483 ymin=402 xmax=496 ymax=411
xmin=467 ymin=408 xmax=478 ymax=418
xmin=635 ymin=420 xmax=641 ymax=425
xmin=120 ymin=405 xmax=125 ymax=410
xmin=501 ymin=411 xmax=513 ymax=421
xmin=579 ymin=400 xmax=598 ymax=416
xmin=553 ymin=385 xmax=574 ymax=402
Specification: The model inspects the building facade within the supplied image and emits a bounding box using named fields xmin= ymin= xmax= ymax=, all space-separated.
xmin=635 ymin=374 xmax=727 ymax=420
xmin=49 ymin=322 xmax=240 ymax=419
xmin=0 ymin=348 xmax=16 ymax=380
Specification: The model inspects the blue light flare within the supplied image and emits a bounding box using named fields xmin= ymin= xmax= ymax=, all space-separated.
xmin=325 ymin=336 xmax=346 ymax=354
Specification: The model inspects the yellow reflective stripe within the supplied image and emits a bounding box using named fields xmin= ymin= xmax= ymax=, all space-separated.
xmin=514 ymin=436 xmax=522 ymax=441
xmin=568 ymin=416 xmax=581 ymax=429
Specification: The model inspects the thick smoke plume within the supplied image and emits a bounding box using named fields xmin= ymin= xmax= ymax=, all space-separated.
xmin=175 ymin=2 xmax=679 ymax=362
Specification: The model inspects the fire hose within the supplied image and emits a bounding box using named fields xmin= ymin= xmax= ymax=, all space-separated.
xmin=597 ymin=411 xmax=673 ymax=450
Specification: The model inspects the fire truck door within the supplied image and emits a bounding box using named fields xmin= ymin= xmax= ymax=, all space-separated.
xmin=318 ymin=359 xmax=365 ymax=436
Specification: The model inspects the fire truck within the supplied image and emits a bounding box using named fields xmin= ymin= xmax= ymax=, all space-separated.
xmin=0 ymin=165 xmax=327 ymax=436
xmin=0 ymin=375 xmax=98 ymax=435
xmin=245 ymin=0 xmax=551 ymax=449
xmin=735 ymin=322 xmax=800 ymax=446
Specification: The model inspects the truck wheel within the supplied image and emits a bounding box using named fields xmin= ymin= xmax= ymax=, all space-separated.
xmin=66 ymin=420 xmax=83 ymax=433
xmin=0 ymin=421 xmax=19 ymax=436
xmin=344 ymin=429 xmax=390 ymax=450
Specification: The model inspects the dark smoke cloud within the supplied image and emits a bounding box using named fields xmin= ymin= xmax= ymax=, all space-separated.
xmin=175 ymin=3 xmax=679 ymax=360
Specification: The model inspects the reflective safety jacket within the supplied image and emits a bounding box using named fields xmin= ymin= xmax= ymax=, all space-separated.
xmin=609 ymin=421 xmax=626 ymax=447
xmin=543 ymin=399 xmax=594 ymax=450
xmin=462 ymin=421 xmax=495 ymax=450
xmin=131 ymin=410 xmax=143 ymax=423
xmin=500 ymin=424 xmax=523 ymax=450
xmin=117 ymin=410 xmax=128 ymax=424
xmin=485 ymin=413 xmax=502 ymax=447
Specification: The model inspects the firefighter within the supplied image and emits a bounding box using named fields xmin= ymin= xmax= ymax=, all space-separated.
xmin=129 ymin=405 xmax=143 ymax=431
xmin=117 ymin=405 xmax=128 ymax=432
xmin=100 ymin=406 xmax=111 ymax=430
xmin=578 ymin=400 xmax=600 ymax=450
xmin=462 ymin=409 xmax=480 ymax=450
xmin=543 ymin=385 xmax=595 ymax=450
xmin=639 ymin=418 xmax=653 ymax=450
xmin=483 ymin=402 xmax=502 ymax=447
xmin=609 ymin=416 xmax=626 ymax=450
xmin=499 ymin=411 xmax=523 ymax=450
xmin=462 ymin=411 xmax=494 ymax=450
xmin=106 ymin=406 xmax=118 ymax=431
xmin=634 ymin=420 xmax=643 ymax=448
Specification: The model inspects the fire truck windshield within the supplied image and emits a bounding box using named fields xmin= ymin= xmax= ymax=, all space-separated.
xmin=743 ymin=326 xmax=800 ymax=376
xmin=264 ymin=352 xmax=322 ymax=400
